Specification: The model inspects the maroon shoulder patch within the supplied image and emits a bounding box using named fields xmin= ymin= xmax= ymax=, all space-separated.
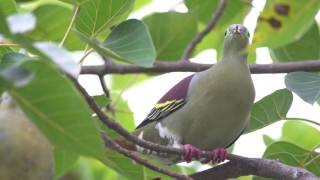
xmin=136 ymin=74 xmax=194 ymax=129
xmin=158 ymin=74 xmax=194 ymax=103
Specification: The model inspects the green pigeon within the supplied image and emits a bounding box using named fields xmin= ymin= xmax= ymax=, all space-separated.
xmin=118 ymin=24 xmax=255 ymax=164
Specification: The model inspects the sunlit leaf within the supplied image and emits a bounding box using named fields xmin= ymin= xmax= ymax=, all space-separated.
xmin=252 ymin=0 xmax=320 ymax=48
xmin=262 ymin=134 xmax=275 ymax=147
xmin=246 ymin=89 xmax=293 ymax=133
xmin=269 ymin=22 xmax=320 ymax=62
xmin=143 ymin=12 xmax=197 ymax=60
xmin=0 ymin=0 xmax=17 ymax=15
xmin=75 ymin=0 xmax=134 ymax=37
xmin=133 ymin=0 xmax=151 ymax=11
xmin=34 ymin=42 xmax=80 ymax=77
xmin=1 ymin=53 xmax=105 ymax=159
xmin=263 ymin=142 xmax=320 ymax=176
xmin=7 ymin=13 xmax=36 ymax=34
xmin=281 ymin=121 xmax=320 ymax=150
xmin=28 ymin=4 xmax=84 ymax=50
xmin=285 ymin=72 xmax=320 ymax=104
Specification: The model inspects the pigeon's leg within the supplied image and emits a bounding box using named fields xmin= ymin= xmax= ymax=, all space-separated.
xmin=182 ymin=144 xmax=201 ymax=163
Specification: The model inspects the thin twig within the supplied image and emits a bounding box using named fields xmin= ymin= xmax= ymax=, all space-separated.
xmin=101 ymin=133 xmax=192 ymax=180
xmin=79 ymin=48 xmax=94 ymax=63
xmin=0 ymin=42 xmax=19 ymax=47
xmin=59 ymin=5 xmax=80 ymax=47
xmin=180 ymin=0 xmax=227 ymax=61
xmin=81 ymin=60 xmax=320 ymax=75
xmin=98 ymin=75 xmax=115 ymax=115
xmin=98 ymin=75 xmax=111 ymax=98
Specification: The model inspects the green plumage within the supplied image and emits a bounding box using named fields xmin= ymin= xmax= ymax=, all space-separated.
xmin=134 ymin=24 xmax=255 ymax=164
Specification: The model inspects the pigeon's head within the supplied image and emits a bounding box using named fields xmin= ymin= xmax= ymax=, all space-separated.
xmin=223 ymin=24 xmax=250 ymax=55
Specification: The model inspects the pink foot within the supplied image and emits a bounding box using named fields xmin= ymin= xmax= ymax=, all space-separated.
xmin=182 ymin=144 xmax=200 ymax=163
xmin=212 ymin=148 xmax=227 ymax=163
xmin=201 ymin=148 xmax=227 ymax=164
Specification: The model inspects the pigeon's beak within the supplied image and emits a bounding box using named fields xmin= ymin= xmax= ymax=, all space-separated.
xmin=234 ymin=25 xmax=241 ymax=34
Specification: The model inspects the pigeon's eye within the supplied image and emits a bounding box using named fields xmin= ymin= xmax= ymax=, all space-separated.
xmin=224 ymin=31 xmax=227 ymax=36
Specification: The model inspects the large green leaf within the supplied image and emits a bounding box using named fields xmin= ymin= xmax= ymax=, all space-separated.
xmin=246 ymin=89 xmax=293 ymax=133
xmin=262 ymin=142 xmax=320 ymax=177
xmin=285 ymin=72 xmax=320 ymax=105
xmin=75 ymin=0 xmax=134 ymax=37
xmin=76 ymin=19 xmax=156 ymax=67
xmin=28 ymin=4 xmax=84 ymax=50
xmin=54 ymin=148 xmax=79 ymax=179
xmin=133 ymin=0 xmax=151 ymax=11
xmin=252 ymin=0 xmax=320 ymax=48
xmin=0 ymin=53 xmax=105 ymax=159
xmin=103 ymin=19 xmax=156 ymax=67
xmin=0 ymin=12 xmax=80 ymax=78
xmin=185 ymin=0 xmax=251 ymax=59
xmin=143 ymin=12 xmax=197 ymax=60
xmin=0 ymin=0 xmax=17 ymax=16
xmin=281 ymin=121 xmax=320 ymax=150
xmin=269 ymin=22 xmax=320 ymax=62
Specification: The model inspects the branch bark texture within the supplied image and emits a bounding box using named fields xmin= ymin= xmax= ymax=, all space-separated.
xmin=81 ymin=60 xmax=320 ymax=75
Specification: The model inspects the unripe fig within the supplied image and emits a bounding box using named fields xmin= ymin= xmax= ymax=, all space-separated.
xmin=0 ymin=93 xmax=54 ymax=180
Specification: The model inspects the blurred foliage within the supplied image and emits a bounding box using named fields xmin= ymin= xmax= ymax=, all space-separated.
xmin=0 ymin=0 xmax=319 ymax=179
xmin=143 ymin=12 xmax=197 ymax=60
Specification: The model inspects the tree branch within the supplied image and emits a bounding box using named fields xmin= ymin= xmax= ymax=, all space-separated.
xmin=70 ymin=75 xmax=318 ymax=180
xmin=191 ymin=156 xmax=318 ymax=180
xmin=180 ymin=0 xmax=227 ymax=61
xmin=81 ymin=60 xmax=320 ymax=75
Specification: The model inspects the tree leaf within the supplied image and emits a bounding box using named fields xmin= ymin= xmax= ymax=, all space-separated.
xmin=7 ymin=13 xmax=36 ymax=34
xmin=103 ymin=19 xmax=156 ymax=67
xmin=185 ymin=0 xmax=251 ymax=59
xmin=75 ymin=0 xmax=134 ymax=37
xmin=0 ymin=0 xmax=17 ymax=16
xmin=281 ymin=121 xmax=320 ymax=150
xmin=1 ymin=53 xmax=105 ymax=159
xmin=269 ymin=22 xmax=320 ymax=62
xmin=285 ymin=72 xmax=320 ymax=105
xmin=252 ymin=0 xmax=320 ymax=48
xmin=246 ymin=89 xmax=293 ymax=133
xmin=76 ymin=19 xmax=156 ymax=67
xmin=54 ymin=148 xmax=79 ymax=179
xmin=263 ymin=142 xmax=320 ymax=176
xmin=143 ymin=12 xmax=197 ymax=60
xmin=28 ymin=4 xmax=84 ymax=50
xmin=34 ymin=42 xmax=80 ymax=77
xmin=133 ymin=0 xmax=151 ymax=11
xmin=262 ymin=134 xmax=275 ymax=147
xmin=0 ymin=52 xmax=34 ymax=87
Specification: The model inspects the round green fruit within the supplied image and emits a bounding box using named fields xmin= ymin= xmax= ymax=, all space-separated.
xmin=0 ymin=95 xmax=54 ymax=180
